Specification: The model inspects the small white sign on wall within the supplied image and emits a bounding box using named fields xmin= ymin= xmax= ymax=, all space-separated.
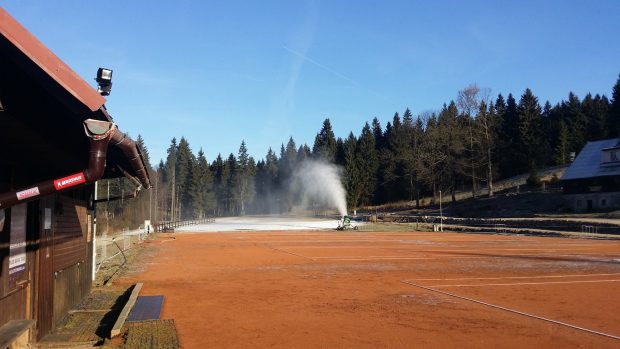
xmin=9 ymin=204 xmax=27 ymax=275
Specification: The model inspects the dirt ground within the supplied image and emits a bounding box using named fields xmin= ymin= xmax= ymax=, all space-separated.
xmin=117 ymin=230 xmax=620 ymax=348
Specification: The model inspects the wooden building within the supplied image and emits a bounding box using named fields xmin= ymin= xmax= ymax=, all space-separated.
xmin=0 ymin=8 xmax=151 ymax=343
xmin=562 ymin=137 xmax=620 ymax=212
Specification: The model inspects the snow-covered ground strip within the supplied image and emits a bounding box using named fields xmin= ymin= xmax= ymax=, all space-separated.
xmin=175 ymin=216 xmax=361 ymax=232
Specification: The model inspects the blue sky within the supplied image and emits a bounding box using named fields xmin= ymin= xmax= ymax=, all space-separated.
xmin=3 ymin=1 xmax=620 ymax=163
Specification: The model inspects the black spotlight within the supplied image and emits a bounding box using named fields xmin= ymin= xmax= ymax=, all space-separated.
xmin=95 ymin=67 xmax=113 ymax=96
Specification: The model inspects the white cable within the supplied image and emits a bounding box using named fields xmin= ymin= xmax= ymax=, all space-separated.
xmin=401 ymin=280 xmax=620 ymax=341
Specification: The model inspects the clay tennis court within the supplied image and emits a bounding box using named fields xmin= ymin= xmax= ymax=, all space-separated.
xmin=119 ymin=228 xmax=620 ymax=348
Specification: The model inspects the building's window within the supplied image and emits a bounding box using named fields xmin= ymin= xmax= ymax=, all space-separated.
xmin=602 ymin=199 xmax=607 ymax=206
xmin=612 ymin=151 xmax=619 ymax=162
xmin=576 ymin=200 xmax=581 ymax=207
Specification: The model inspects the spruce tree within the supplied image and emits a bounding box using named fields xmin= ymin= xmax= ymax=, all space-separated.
xmin=554 ymin=120 xmax=570 ymax=165
xmin=498 ymin=94 xmax=519 ymax=177
xmin=190 ymin=149 xmax=214 ymax=218
xmin=296 ymin=144 xmax=311 ymax=162
xmin=211 ymin=154 xmax=225 ymax=216
xmin=608 ymin=75 xmax=620 ymax=138
xmin=357 ymin=122 xmax=378 ymax=205
xmin=312 ymin=118 xmax=337 ymax=162
xmin=234 ymin=141 xmax=255 ymax=215
xmin=176 ymin=137 xmax=195 ymax=219
xmin=371 ymin=117 xmax=384 ymax=150
xmin=335 ymin=137 xmax=345 ymax=166
xmin=517 ymin=88 xmax=543 ymax=171
xmin=564 ymin=92 xmax=587 ymax=151
xmin=343 ymin=132 xmax=360 ymax=208
xmin=165 ymin=138 xmax=178 ymax=220
xmin=224 ymin=153 xmax=237 ymax=215
xmin=403 ymin=108 xmax=414 ymax=128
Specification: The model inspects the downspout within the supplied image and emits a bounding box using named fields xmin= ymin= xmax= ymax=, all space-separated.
xmin=0 ymin=119 xmax=116 ymax=210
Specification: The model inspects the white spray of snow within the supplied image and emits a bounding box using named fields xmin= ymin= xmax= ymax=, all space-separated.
xmin=291 ymin=160 xmax=347 ymax=217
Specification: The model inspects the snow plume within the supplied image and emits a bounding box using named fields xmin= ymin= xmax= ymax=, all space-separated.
xmin=291 ymin=160 xmax=347 ymax=217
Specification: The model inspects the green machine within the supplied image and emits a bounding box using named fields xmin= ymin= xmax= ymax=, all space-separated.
xmin=337 ymin=215 xmax=358 ymax=231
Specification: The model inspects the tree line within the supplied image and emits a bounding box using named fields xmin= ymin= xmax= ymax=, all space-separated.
xmin=99 ymin=75 xmax=620 ymax=227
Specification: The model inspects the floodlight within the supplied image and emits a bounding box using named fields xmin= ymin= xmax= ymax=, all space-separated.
xmin=95 ymin=67 xmax=113 ymax=96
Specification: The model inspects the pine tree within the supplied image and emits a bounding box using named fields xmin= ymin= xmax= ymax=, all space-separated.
xmin=517 ymin=88 xmax=543 ymax=171
xmin=540 ymin=101 xmax=554 ymax=166
xmin=564 ymin=92 xmax=587 ymax=152
xmin=176 ymin=137 xmax=196 ymax=219
xmin=335 ymin=137 xmax=345 ymax=166
xmin=277 ymin=138 xmax=297 ymax=187
xmin=590 ymin=94 xmax=609 ymax=140
xmin=403 ymin=108 xmax=414 ymax=128
xmin=357 ymin=122 xmax=378 ymax=205
xmin=437 ymin=101 xmax=465 ymax=202
xmin=343 ymin=132 xmax=360 ymax=208
xmin=554 ymin=120 xmax=570 ymax=165
xmin=165 ymin=138 xmax=178 ymax=220
xmin=371 ymin=117 xmax=384 ymax=150
xmin=607 ymin=75 xmax=620 ymax=138
xmin=312 ymin=118 xmax=337 ymax=162
xmin=498 ymin=93 xmax=519 ymax=177
xmin=136 ymin=135 xmax=152 ymax=170
xmin=234 ymin=141 xmax=255 ymax=215
xmin=224 ymin=153 xmax=237 ymax=215
xmin=211 ymin=154 xmax=225 ymax=216
xmin=190 ymin=149 xmax=214 ymax=218
xmin=386 ymin=112 xmax=410 ymax=201
xmin=296 ymin=144 xmax=311 ymax=162
xmin=284 ymin=137 xmax=297 ymax=173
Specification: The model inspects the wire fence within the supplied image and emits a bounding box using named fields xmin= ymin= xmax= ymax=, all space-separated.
xmin=95 ymin=228 xmax=148 ymax=274
xmin=153 ymin=217 xmax=215 ymax=232
xmin=94 ymin=218 xmax=216 ymax=283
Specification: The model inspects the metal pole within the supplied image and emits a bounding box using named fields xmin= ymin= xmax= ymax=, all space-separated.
xmin=106 ymin=180 xmax=110 ymax=236
xmin=439 ymin=190 xmax=443 ymax=232
xmin=149 ymin=186 xmax=152 ymax=221
xmin=92 ymin=181 xmax=98 ymax=280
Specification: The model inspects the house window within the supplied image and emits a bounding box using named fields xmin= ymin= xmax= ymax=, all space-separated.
xmin=612 ymin=151 xmax=619 ymax=162
xmin=602 ymin=199 xmax=607 ymax=206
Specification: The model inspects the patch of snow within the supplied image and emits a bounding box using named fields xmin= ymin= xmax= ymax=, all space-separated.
xmin=175 ymin=216 xmax=362 ymax=232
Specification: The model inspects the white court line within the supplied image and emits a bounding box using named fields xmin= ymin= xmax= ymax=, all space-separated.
xmin=429 ymin=279 xmax=620 ymax=288
xmin=401 ymin=280 xmax=620 ymax=341
xmin=415 ymin=273 xmax=620 ymax=281
xmin=316 ymin=253 xmax=615 ymax=261
xmin=326 ymin=256 xmax=489 ymax=261
xmin=266 ymin=246 xmax=314 ymax=260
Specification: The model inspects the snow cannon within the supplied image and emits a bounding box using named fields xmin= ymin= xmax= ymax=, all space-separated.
xmin=336 ymin=215 xmax=358 ymax=231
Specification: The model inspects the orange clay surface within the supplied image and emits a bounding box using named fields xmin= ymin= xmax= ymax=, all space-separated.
xmin=118 ymin=230 xmax=620 ymax=348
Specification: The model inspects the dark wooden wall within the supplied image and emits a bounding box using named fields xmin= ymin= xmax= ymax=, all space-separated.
xmin=0 ymin=202 xmax=37 ymax=332
xmin=52 ymin=196 xmax=87 ymax=272
xmin=49 ymin=194 xmax=92 ymax=330
xmin=1 ymin=191 xmax=93 ymax=340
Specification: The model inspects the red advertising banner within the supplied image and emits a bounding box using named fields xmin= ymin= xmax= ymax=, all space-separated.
xmin=54 ymin=172 xmax=86 ymax=190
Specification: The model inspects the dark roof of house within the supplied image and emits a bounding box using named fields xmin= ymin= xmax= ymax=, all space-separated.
xmin=561 ymin=138 xmax=620 ymax=180
xmin=0 ymin=8 xmax=106 ymax=113
xmin=0 ymin=8 xmax=150 ymax=189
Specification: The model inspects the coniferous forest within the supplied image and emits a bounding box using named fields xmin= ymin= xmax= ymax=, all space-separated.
xmin=100 ymin=75 xmax=620 ymax=230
